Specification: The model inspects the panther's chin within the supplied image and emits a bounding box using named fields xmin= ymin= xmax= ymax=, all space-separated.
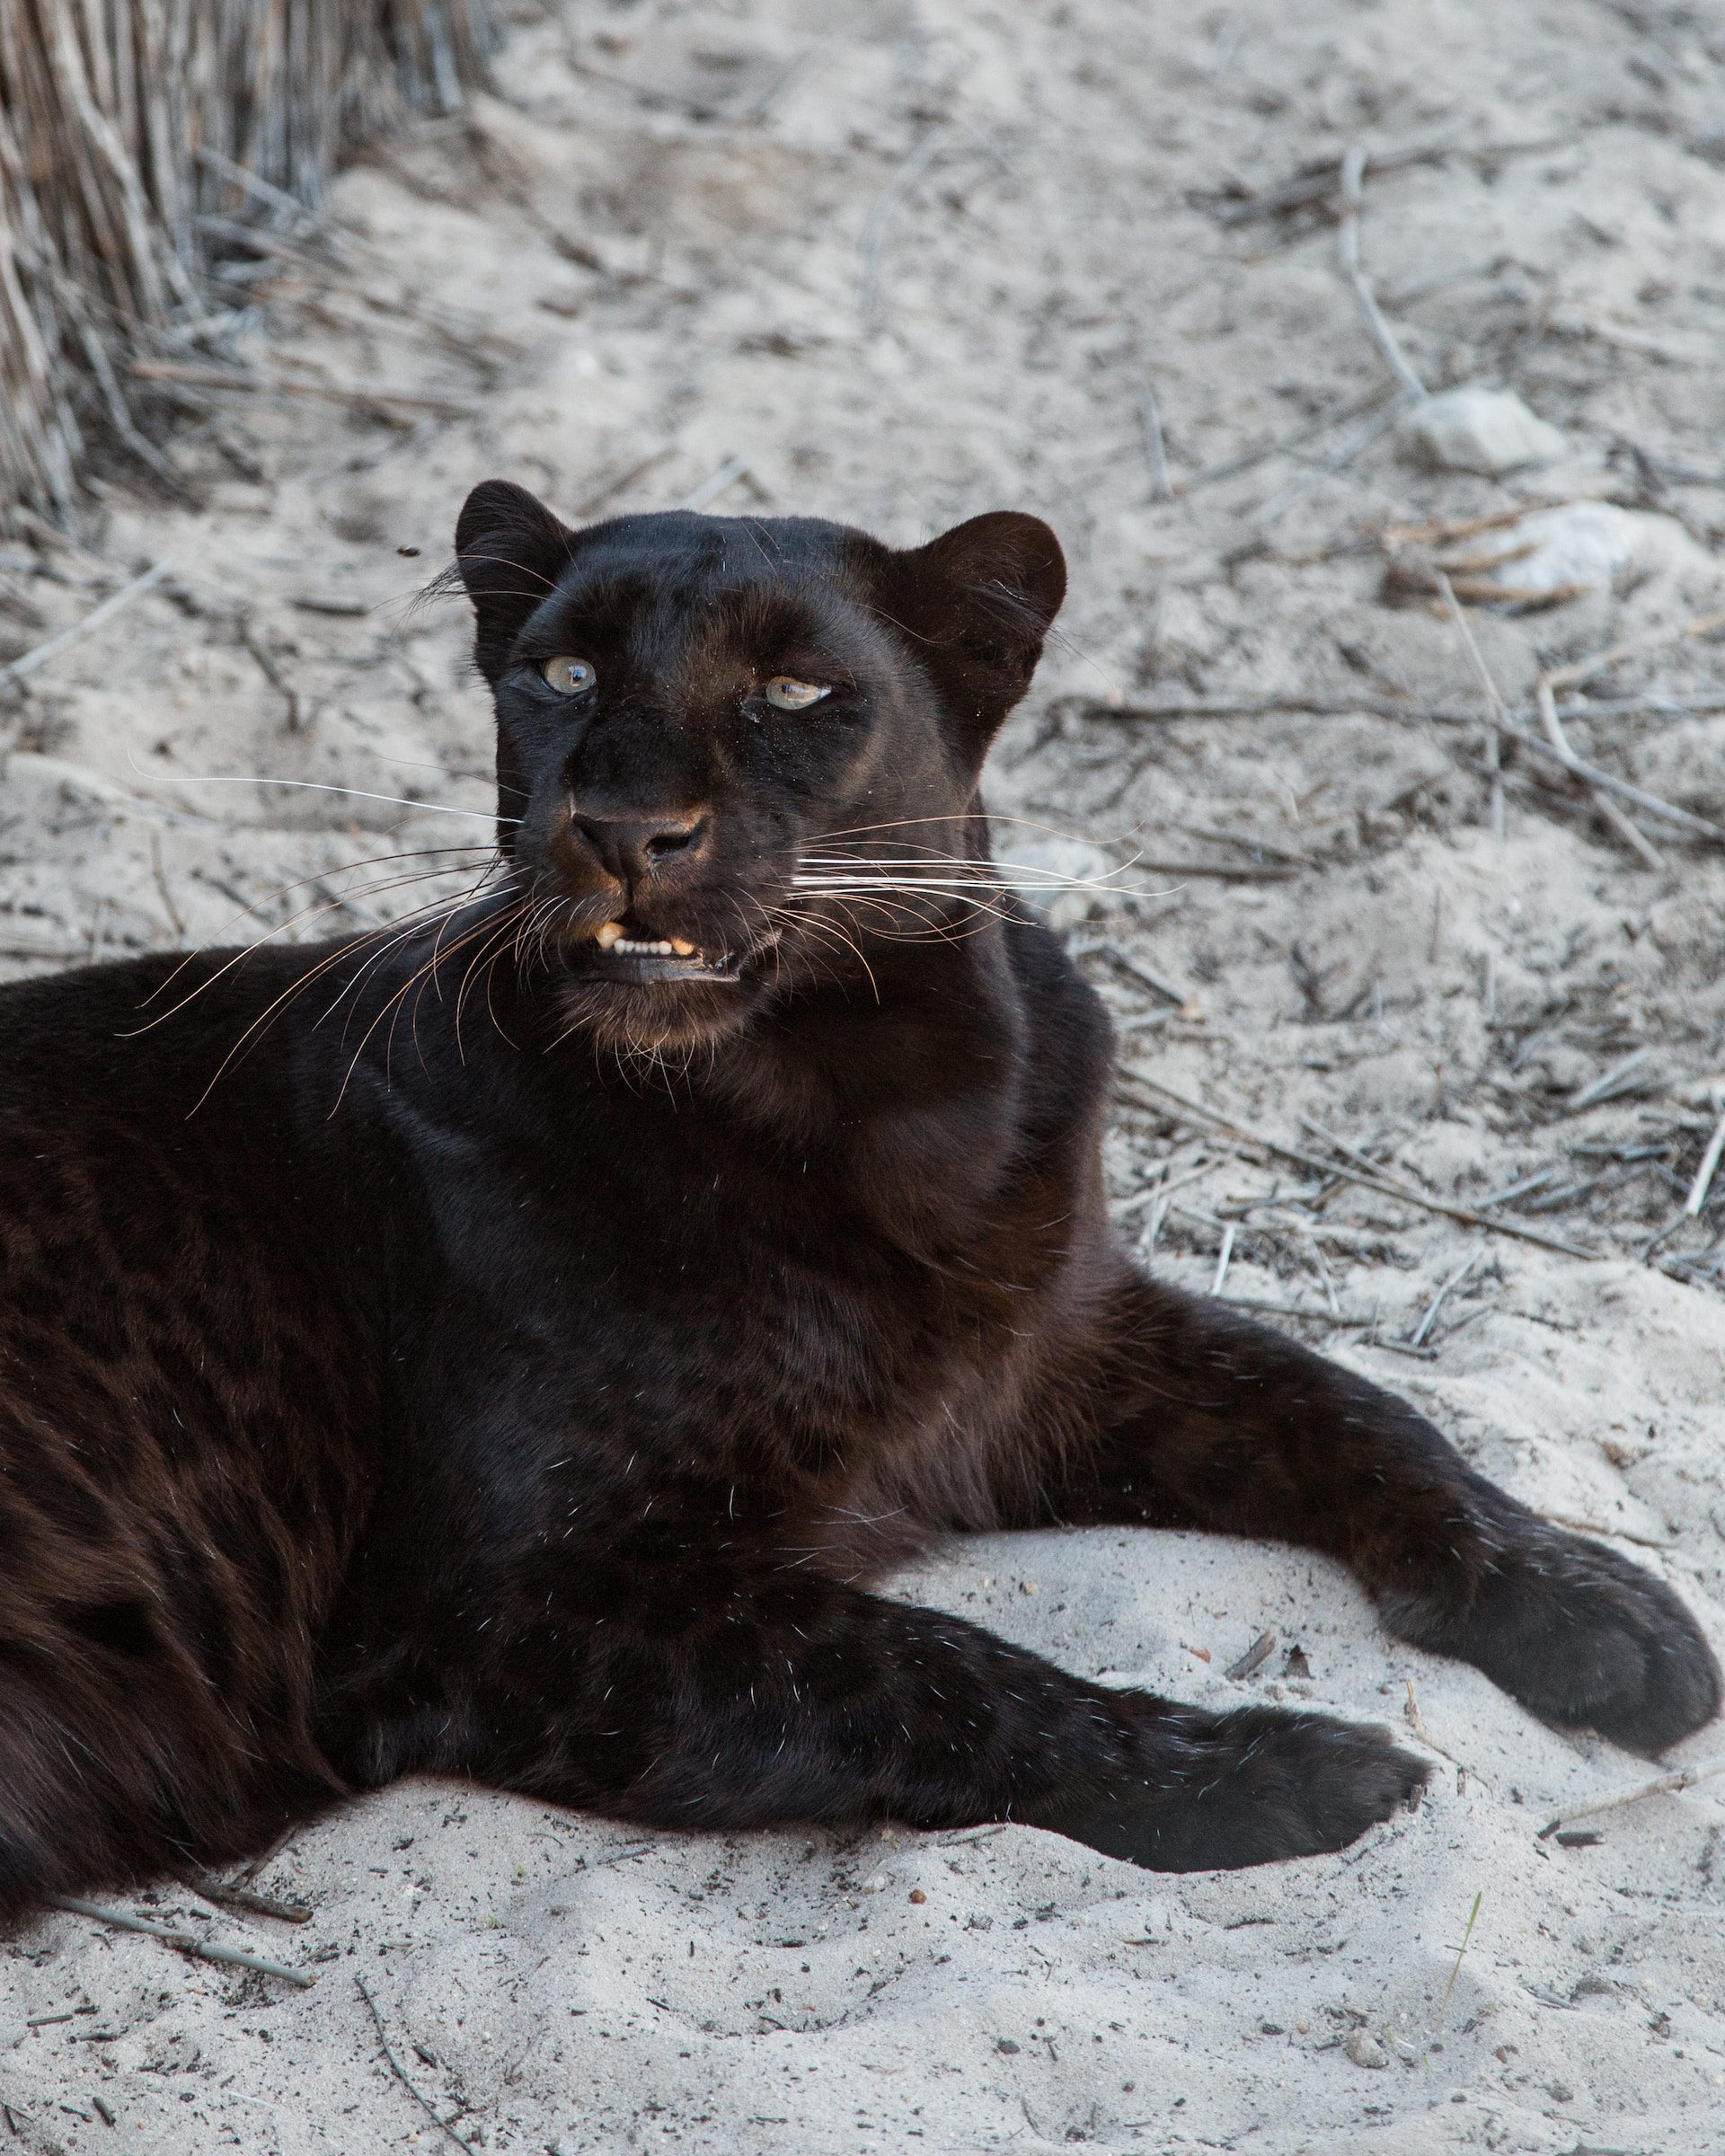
xmin=550 ymin=950 xmax=774 ymax=1056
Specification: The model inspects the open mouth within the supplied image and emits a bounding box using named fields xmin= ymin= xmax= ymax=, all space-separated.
xmin=562 ymin=916 xmax=748 ymax=985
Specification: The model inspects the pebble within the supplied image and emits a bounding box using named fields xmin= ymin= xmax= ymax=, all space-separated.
xmin=1397 ymin=384 xmax=1567 ymax=474
xmin=1472 ymin=500 xmax=1707 ymax=595
xmin=1345 ymin=2028 xmax=1390 ymax=2069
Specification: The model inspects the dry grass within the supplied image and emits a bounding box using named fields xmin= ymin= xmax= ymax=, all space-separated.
xmin=0 ymin=0 xmax=494 ymax=513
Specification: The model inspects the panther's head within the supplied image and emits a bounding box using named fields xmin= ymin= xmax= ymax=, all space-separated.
xmin=454 ymin=482 xmax=1066 ymax=1053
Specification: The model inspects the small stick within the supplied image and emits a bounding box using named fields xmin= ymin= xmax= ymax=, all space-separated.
xmin=1075 ymin=941 xmax=1197 ymax=1010
xmin=234 ymin=1821 xmax=301 ymax=1886
xmin=242 ymin=632 xmax=305 ymax=734
xmin=149 ymin=832 xmax=186 ymax=941
xmin=1489 ymin=718 xmax=1725 ymax=847
xmin=49 ymin=1896 xmax=314 ymax=1987
xmin=575 ymin=446 xmax=675 ymax=517
xmin=1173 ymin=819 xmax=1312 ymax=868
xmin=1336 ymin=145 xmax=1426 ymax=401
xmin=1535 ymin=679 xmax=1661 ymax=867
xmin=678 ymin=454 xmax=752 ymax=512
xmin=1210 ymin=1222 xmax=1237 ymax=1295
xmin=1300 ymin=1114 xmax=1424 ymax=1187
xmin=1077 ymin=693 xmax=1725 ymax=844
xmin=1536 ymin=1753 xmax=1725 ymax=1839
xmin=1685 ymin=1107 xmax=1725 ymax=1218
xmin=1174 ymin=386 xmax=1393 ymax=494
xmin=1433 ymin=572 xmax=1504 ymax=837
xmin=1081 ymin=692 xmax=1470 ymax=725
xmin=857 ymin=126 xmax=955 ymax=322
xmin=0 ymin=563 xmax=170 ymax=687
xmin=1137 ymin=386 xmax=1173 ymax=501
xmin=190 ymin=1869 xmax=312 ymax=1925
xmin=356 ymin=1978 xmax=473 ymax=2151
xmin=1111 ymin=854 xmax=1298 ymax=883
xmin=1118 ymin=1072 xmax=1597 ymax=1259
xmin=1225 ymin=1630 xmax=1277 ymax=1681
xmin=1407 ymin=1250 xmax=1481 ymax=1348
xmin=1217 ymin=1295 xmax=1371 ymax=1325
xmin=129 ymin=360 xmax=473 ymax=423
xmin=1542 ymin=604 xmax=1725 ymax=695
xmin=1206 ymin=131 xmax=1562 ymax=225
xmin=1569 ymin=1047 xmax=1656 ymax=1112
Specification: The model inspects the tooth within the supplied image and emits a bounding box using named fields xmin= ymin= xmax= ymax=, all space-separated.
xmin=595 ymin=922 xmax=624 ymax=949
xmin=670 ymin=939 xmax=695 ymax=957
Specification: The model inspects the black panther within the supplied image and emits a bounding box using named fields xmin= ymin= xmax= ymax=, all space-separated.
xmin=0 ymin=484 xmax=1712 ymax=1913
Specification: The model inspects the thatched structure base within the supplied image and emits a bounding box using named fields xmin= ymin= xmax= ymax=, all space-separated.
xmin=0 ymin=0 xmax=494 ymax=513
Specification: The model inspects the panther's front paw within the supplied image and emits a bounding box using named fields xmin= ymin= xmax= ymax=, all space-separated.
xmin=1036 ymin=1705 xmax=1430 ymax=1872
xmin=1380 ymin=1528 xmax=1721 ymax=1758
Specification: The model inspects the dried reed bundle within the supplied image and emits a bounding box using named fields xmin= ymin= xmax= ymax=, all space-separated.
xmin=0 ymin=0 xmax=494 ymax=513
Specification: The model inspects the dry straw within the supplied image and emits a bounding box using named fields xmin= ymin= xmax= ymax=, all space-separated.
xmin=0 ymin=0 xmax=494 ymax=513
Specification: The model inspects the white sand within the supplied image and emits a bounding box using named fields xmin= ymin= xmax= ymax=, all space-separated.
xmin=4 ymin=2 xmax=1725 ymax=2149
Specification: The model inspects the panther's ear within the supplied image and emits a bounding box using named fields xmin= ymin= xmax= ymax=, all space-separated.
xmin=887 ymin=512 xmax=1066 ymax=751
xmin=454 ymin=480 xmax=575 ymax=681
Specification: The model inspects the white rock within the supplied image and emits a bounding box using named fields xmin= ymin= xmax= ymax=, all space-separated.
xmin=1472 ymin=501 xmax=1710 ymax=596
xmin=1399 ymin=385 xmax=1568 ymax=475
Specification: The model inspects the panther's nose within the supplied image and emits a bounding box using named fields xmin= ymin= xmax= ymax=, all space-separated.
xmin=558 ymin=807 xmax=709 ymax=888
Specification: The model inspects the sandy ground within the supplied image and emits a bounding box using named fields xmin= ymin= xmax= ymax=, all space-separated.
xmin=4 ymin=0 xmax=1725 ymax=2149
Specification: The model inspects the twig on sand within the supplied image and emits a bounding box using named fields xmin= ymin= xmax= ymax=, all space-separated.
xmin=1567 ymin=1047 xmax=1657 ymax=1113
xmin=1541 ymin=604 xmax=1725 ymax=697
xmin=1208 ymin=138 xmax=1459 ymax=223
xmin=1137 ymin=385 xmax=1173 ymax=500
xmin=1433 ymin=570 xmax=1505 ymax=837
xmin=1534 ymin=679 xmax=1662 ymax=867
xmin=1536 ymin=1753 xmax=1725 ymax=1840
xmin=234 ymin=1821 xmax=302 ymax=1886
xmin=49 ymin=1896 xmax=314 ymax=1986
xmin=190 ymin=1868 xmax=313 ymax=1925
xmin=1225 ymin=1630 xmax=1277 ymax=1681
xmin=857 ymin=126 xmax=955 ymax=323
xmin=1335 ymin=145 xmax=1426 ymax=401
xmin=1074 ymin=688 xmax=1725 ymax=728
xmin=1081 ymin=692 xmax=1426 ymax=722
xmin=0 ymin=562 xmax=170 ymax=687
xmin=1173 ymin=386 xmax=1394 ymax=496
xmin=356 ymin=1978 xmax=473 ymax=2151
xmin=1685 ymin=1104 xmax=1725 ymax=1218
xmin=1406 ymin=1250 xmax=1482 ymax=1348
xmin=574 ymin=446 xmax=675 ymax=518
xmin=1489 ymin=717 xmax=1725 ymax=848
xmin=1117 ymin=1071 xmax=1597 ymax=1259
xmin=1298 ymin=1114 xmax=1426 ymax=1188
xmin=1203 ymin=132 xmax=1563 ymax=225
xmin=677 ymin=454 xmax=753 ymax=512
xmin=130 ymin=359 xmax=473 ymax=423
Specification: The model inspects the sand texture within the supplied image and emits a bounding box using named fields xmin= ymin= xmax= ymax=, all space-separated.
xmin=3 ymin=1 xmax=1725 ymax=2149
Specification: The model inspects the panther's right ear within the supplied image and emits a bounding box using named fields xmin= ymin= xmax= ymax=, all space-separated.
xmin=453 ymin=480 xmax=575 ymax=681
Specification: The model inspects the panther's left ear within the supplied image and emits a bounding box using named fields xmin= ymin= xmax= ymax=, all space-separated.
xmin=886 ymin=511 xmax=1066 ymax=750
xmin=454 ymin=479 xmax=577 ymax=683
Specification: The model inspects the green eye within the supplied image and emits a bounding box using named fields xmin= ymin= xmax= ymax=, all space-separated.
xmin=765 ymin=676 xmax=830 ymax=711
xmin=541 ymin=656 xmax=597 ymax=694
